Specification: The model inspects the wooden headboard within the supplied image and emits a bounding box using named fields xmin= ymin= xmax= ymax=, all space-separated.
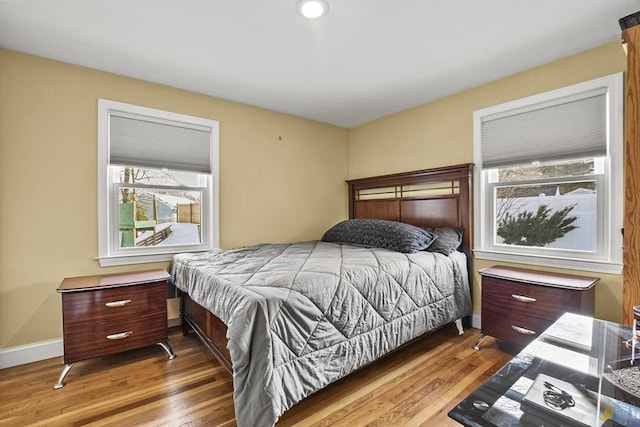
xmin=346 ymin=163 xmax=474 ymax=261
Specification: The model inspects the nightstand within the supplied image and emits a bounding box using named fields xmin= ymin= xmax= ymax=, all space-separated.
xmin=474 ymin=265 xmax=599 ymax=349
xmin=53 ymin=269 xmax=176 ymax=389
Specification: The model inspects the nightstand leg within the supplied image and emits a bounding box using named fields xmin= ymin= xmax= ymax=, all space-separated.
xmin=53 ymin=363 xmax=75 ymax=389
xmin=473 ymin=334 xmax=488 ymax=350
xmin=157 ymin=342 xmax=177 ymax=359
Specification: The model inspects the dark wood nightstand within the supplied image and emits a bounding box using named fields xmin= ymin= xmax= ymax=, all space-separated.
xmin=53 ymin=269 xmax=176 ymax=389
xmin=474 ymin=265 xmax=599 ymax=349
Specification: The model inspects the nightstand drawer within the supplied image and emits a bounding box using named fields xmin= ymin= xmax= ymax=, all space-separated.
xmin=63 ymin=312 xmax=167 ymax=363
xmin=482 ymin=277 xmax=584 ymax=321
xmin=62 ymin=282 xmax=166 ymax=325
xmin=481 ymin=308 xmax=553 ymax=346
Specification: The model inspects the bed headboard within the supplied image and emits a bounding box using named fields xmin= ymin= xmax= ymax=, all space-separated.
xmin=346 ymin=163 xmax=474 ymax=260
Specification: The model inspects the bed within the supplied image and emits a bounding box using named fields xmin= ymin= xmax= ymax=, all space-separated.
xmin=171 ymin=163 xmax=474 ymax=427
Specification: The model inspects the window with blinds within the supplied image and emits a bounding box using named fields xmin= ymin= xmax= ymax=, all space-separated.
xmin=97 ymin=99 xmax=219 ymax=266
xmin=473 ymin=73 xmax=624 ymax=274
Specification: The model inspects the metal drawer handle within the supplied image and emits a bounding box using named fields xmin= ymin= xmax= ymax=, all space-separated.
xmin=511 ymin=294 xmax=536 ymax=303
xmin=511 ymin=325 xmax=536 ymax=335
xmin=105 ymin=299 xmax=132 ymax=308
xmin=106 ymin=331 xmax=133 ymax=340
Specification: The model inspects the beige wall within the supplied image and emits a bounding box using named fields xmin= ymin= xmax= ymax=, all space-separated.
xmin=349 ymin=41 xmax=627 ymax=322
xmin=0 ymin=49 xmax=349 ymax=349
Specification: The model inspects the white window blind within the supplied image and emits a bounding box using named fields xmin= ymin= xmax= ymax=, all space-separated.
xmin=109 ymin=111 xmax=212 ymax=174
xmin=481 ymin=89 xmax=607 ymax=169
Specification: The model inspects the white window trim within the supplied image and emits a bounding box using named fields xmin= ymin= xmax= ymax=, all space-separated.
xmin=97 ymin=99 xmax=219 ymax=267
xmin=473 ymin=73 xmax=624 ymax=275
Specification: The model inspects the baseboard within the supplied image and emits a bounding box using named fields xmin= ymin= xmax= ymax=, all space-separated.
xmin=471 ymin=313 xmax=481 ymax=329
xmin=1 ymin=318 xmax=182 ymax=370
xmin=0 ymin=339 xmax=63 ymax=370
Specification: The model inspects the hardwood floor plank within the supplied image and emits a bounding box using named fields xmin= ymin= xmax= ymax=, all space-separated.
xmin=279 ymin=328 xmax=468 ymax=426
xmin=0 ymin=324 xmax=514 ymax=426
xmin=404 ymin=359 xmax=506 ymax=426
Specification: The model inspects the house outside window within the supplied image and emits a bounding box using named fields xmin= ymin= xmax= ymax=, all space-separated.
xmin=98 ymin=99 xmax=219 ymax=267
xmin=473 ymin=73 xmax=623 ymax=274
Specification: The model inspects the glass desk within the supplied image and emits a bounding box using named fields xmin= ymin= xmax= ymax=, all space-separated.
xmin=449 ymin=313 xmax=640 ymax=426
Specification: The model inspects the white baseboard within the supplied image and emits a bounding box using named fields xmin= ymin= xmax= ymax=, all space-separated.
xmin=1 ymin=318 xmax=183 ymax=370
xmin=471 ymin=313 xmax=481 ymax=329
xmin=0 ymin=339 xmax=63 ymax=369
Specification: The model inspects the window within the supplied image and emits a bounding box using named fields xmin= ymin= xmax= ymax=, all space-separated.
xmin=473 ymin=73 xmax=623 ymax=274
xmin=98 ymin=99 xmax=219 ymax=266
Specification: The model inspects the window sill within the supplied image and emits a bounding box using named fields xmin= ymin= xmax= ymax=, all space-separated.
xmin=473 ymin=249 xmax=622 ymax=275
xmin=98 ymin=252 xmax=178 ymax=267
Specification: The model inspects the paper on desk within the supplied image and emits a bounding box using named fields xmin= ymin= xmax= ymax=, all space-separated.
xmin=525 ymin=340 xmax=599 ymax=376
xmin=542 ymin=312 xmax=593 ymax=352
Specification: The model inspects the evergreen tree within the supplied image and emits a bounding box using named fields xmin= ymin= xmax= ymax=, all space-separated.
xmin=497 ymin=204 xmax=578 ymax=246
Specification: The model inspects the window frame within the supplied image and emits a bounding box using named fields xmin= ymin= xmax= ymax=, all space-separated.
xmin=473 ymin=73 xmax=624 ymax=274
xmin=97 ymin=99 xmax=219 ymax=267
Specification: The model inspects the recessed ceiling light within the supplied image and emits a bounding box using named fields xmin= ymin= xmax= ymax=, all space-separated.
xmin=298 ymin=0 xmax=329 ymax=19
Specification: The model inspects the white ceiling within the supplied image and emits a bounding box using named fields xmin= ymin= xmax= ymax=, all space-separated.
xmin=0 ymin=0 xmax=638 ymax=128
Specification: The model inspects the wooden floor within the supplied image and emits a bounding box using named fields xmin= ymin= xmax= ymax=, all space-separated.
xmin=0 ymin=325 xmax=514 ymax=426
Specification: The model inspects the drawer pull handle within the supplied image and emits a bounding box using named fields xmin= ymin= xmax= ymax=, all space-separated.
xmin=511 ymin=294 xmax=536 ymax=303
xmin=106 ymin=331 xmax=133 ymax=340
xmin=511 ymin=325 xmax=536 ymax=335
xmin=105 ymin=299 xmax=132 ymax=308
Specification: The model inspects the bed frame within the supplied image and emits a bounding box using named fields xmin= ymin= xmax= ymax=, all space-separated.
xmin=180 ymin=163 xmax=474 ymax=372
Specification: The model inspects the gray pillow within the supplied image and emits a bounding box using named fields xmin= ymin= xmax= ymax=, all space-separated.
xmin=321 ymin=219 xmax=437 ymax=253
xmin=426 ymin=227 xmax=463 ymax=255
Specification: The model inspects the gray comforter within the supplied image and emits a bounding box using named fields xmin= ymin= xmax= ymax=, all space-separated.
xmin=171 ymin=241 xmax=472 ymax=427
